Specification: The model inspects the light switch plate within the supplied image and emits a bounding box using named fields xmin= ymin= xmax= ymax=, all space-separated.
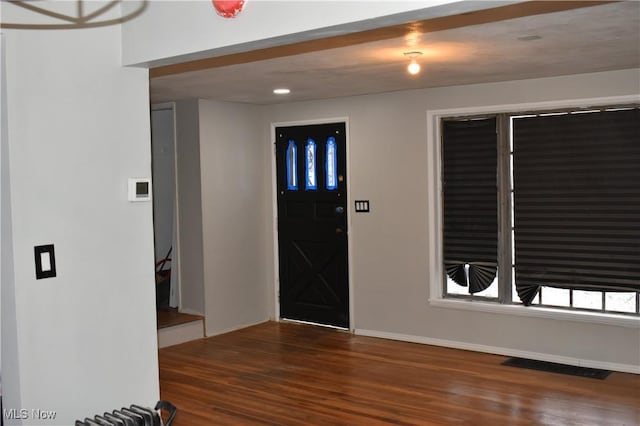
xmin=35 ymin=244 xmax=56 ymax=279
xmin=355 ymin=200 xmax=370 ymax=213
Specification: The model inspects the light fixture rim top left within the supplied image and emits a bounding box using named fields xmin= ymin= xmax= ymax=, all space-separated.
xmin=403 ymin=51 xmax=423 ymax=58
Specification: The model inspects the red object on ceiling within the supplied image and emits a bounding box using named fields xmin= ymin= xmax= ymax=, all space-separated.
xmin=212 ymin=0 xmax=246 ymax=18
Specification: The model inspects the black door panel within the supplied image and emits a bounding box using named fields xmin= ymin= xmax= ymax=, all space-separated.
xmin=276 ymin=122 xmax=349 ymax=328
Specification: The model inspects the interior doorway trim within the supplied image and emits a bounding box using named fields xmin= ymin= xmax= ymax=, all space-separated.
xmin=270 ymin=117 xmax=354 ymax=331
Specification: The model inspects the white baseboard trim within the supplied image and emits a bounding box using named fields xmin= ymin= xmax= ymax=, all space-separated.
xmin=178 ymin=308 xmax=204 ymax=316
xmin=205 ymin=318 xmax=270 ymax=338
xmin=355 ymin=328 xmax=640 ymax=375
xmin=158 ymin=320 xmax=204 ymax=348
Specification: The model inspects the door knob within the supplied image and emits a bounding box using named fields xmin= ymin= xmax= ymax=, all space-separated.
xmin=336 ymin=228 xmax=344 ymax=235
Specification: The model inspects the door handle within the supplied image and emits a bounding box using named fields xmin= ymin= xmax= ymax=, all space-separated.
xmin=336 ymin=228 xmax=344 ymax=235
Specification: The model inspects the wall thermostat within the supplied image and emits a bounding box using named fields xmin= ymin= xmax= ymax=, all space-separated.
xmin=128 ymin=178 xmax=152 ymax=202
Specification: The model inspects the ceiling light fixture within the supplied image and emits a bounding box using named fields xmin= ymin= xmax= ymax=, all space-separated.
xmin=273 ymin=88 xmax=291 ymax=95
xmin=212 ymin=0 xmax=246 ymax=18
xmin=517 ymin=35 xmax=542 ymax=41
xmin=404 ymin=51 xmax=423 ymax=75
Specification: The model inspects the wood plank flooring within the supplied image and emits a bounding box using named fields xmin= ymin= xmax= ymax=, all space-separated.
xmin=158 ymin=321 xmax=640 ymax=425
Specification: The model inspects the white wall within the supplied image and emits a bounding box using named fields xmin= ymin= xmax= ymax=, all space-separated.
xmin=1 ymin=33 xmax=20 ymax=410
xmin=151 ymin=106 xmax=179 ymax=308
xmin=262 ymin=69 xmax=640 ymax=372
xmin=172 ymin=99 xmax=269 ymax=332
xmin=2 ymin=6 xmax=159 ymax=425
xmin=0 ymin=32 xmax=5 ymax=392
xmin=174 ymin=100 xmax=205 ymax=315
xmin=151 ymin=108 xmax=176 ymax=264
xmin=121 ymin=0 xmax=518 ymax=67
xmin=198 ymin=99 xmax=270 ymax=335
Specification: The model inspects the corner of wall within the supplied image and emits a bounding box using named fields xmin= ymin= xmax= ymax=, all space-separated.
xmin=174 ymin=99 xmax=205 ymax=315
xmin=196 ymin=99 xmax=271 ymax=335
xmin=1 ymin=31 xmax=23 ymax=418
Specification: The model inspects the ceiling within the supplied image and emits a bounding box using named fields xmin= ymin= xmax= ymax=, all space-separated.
xmin=150 ymin=1 xmax=640 ymax=105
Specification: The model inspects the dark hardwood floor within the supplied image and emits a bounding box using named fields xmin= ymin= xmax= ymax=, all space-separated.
xmin=158 ymin=321 xmax=640 ymax=425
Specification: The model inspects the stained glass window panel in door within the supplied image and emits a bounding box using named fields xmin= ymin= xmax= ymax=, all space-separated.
xmin=286 ymin=140 xmax=298 ymax=190
xmin=305 ymin=138 xmax=317 ymax=190
xmin=326 ymin=137 xmax=337 ymax=190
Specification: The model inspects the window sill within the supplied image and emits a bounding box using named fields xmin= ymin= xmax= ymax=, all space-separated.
xmin=429 ymin=297 xmax=640 ymax=328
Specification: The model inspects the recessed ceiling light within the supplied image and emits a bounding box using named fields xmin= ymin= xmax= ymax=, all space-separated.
xmin=273 ymin=88 xmax=290 ymax=95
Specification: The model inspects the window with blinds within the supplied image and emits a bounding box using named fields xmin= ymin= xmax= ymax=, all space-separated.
xmin=512 ymin=108 xmax=640 ymax=305
xmin=442 ymin=118 xmax=499 ymax=295
xmin=441 ymin=106 xmax=640 ymax=315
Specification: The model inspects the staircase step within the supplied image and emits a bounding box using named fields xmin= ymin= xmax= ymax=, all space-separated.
xmin=158 ymin=319 xmax=204 ymax=348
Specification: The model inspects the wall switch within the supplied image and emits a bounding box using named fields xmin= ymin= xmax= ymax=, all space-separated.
xmin=355 ymin=200 xmax=370 ymax=213
xmin=34 ymin=244 xmax=56 ymax=279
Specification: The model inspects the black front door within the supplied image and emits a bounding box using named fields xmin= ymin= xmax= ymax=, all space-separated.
xmin=275 ymin=122 xmax=349 ymax=328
